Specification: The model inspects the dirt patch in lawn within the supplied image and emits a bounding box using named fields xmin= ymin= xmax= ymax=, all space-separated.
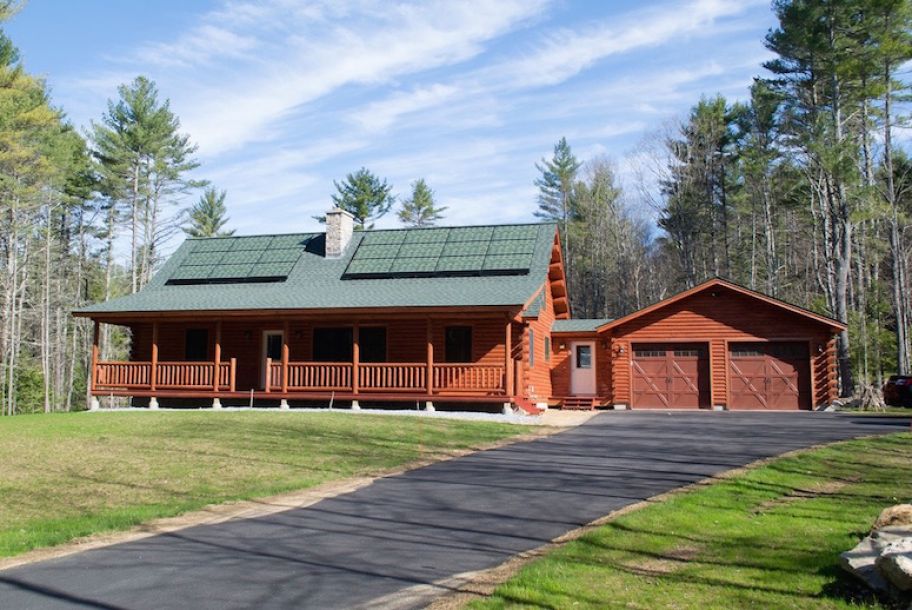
xmin=624 ymin=544 xmax=703 ymax=576
xmin=750 ymin=479 xmax=850 ymax=515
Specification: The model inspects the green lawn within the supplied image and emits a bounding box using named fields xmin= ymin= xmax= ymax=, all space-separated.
xmin=0 ymin=410 xmax=526 ymax=558
xmin=472 ymin=431 xmax=912 ymax=610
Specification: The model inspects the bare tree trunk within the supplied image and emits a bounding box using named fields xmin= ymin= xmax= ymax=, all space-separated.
xmin=883 ymin=57 xmax=910 ymax=375
xmin=42 ymin=204 xmax=52 ymax=412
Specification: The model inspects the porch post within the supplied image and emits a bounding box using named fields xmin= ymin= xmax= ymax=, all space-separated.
xmin=281 ymin=320 xmax=289 ymax=393
xmin=212 ymin=321 xmax=221 ymax=392
xmin=89 ymin=320 xmax=100 ymax=410
xmin=352 ymin=322 xmax=360 ymax=399
xmin=505 ymin=316 xmax=514 ymax=397
xmin=426 ymin=318 xmax=434 ymax=396
xmin=150 ymin=322 xmax=159 ymax=392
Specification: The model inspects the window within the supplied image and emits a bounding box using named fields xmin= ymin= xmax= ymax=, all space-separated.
xmin=185 ymin=328 xmax=209 ymax=361
xmin=674 ymin=349 xmax=702 ymax=358
xmin=445 ymin=326 xmax=472 ymax=362
xmin=544 ymin=336 xmax=551 ymax=362
xmin=576 ymin=344 xmax=592 ymax=369
xmin=313 ymin=327 xmax=353 ymax=362
xmin=264 ymin=332 xmax=283 ymax=361
xmin=359 ymin=327 xmax=387 ymax=363
xmin=529 ymin=329 xmax=535 ymax=368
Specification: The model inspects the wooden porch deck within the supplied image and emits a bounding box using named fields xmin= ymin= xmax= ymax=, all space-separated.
xmin=88 ymin=314 xmax=517 ymax=404
xmin=93 ymin=359 xmax=509 ymax=400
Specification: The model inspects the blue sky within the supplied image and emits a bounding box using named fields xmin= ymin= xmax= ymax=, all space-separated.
xmin=8 ymin=0 xmax=776 ymax=241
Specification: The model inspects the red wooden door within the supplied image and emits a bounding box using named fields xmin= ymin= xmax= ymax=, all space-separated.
xmin=728 ymin=342 xmax=810 ymax=410
xmin=632 ymin=343 xmax=709 ymax=409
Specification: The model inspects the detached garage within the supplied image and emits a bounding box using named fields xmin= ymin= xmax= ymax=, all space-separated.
xmin=551 ymin=278 xmax=845 ymax=410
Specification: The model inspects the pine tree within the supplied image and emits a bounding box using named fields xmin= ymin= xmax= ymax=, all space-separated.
xmin=327 ymin=167 xmax=394 ymax=230
xmin=535 ymin=137 xmax=581 ymax=301
xmin=90 ymin=76 xmax=201 ymax=293
xmin=397 ymin=179 xmax=446 ymax=227
xmin=764 ymin=0 xmax=867 ymax=396
xmin=659 ymin=96 xmax=738 ymax=286
xmin=185 ymin=188 xmax=233 ymax=238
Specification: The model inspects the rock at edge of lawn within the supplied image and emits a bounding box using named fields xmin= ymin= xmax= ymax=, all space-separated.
xmin=875 ymin=538 xmax=912 ymax=592
xmin=841 ymin=526 xmax=912 ymax=593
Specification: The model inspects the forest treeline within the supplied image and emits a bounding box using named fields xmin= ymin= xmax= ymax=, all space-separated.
xmin=541 ymin=0 xmax=912 ymax=399
xmin=1 ymin=0 xmax=910 ymax=413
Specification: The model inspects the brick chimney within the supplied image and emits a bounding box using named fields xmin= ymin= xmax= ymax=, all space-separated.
xmin=325 ymin=208 xmax=354 ymax=258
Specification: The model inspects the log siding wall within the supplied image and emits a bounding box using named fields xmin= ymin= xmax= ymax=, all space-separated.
xmin=522 ymin=283 xmax=556 ymax=401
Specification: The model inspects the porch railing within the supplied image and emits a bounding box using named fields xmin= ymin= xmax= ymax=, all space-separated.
xmin=433 ymin=364 xmax=505 ymax=392
xmin=94 ymin=359 xmax=236 ymax=392
xmin=265 ymin=361 xmax=505 ymax=395
xmin=269 ymin=361 xmax=353 ymax=391
xmin=94 ymin=360 xmax=505 ymax=395
xmin=359 ymin=363 xmax=426 ymax=392
xmin=95 ymin=361 xmax=152 ymax=389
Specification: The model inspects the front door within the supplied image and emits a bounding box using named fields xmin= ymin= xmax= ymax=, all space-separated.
xmin=262 ymin=330 xmax=283 ymax=388
xmin=570 ymin=341 xmax=596 ymax=395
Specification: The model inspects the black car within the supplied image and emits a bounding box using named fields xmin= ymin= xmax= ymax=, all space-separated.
xmin=884 ymin=375 xmax=912 ymax=407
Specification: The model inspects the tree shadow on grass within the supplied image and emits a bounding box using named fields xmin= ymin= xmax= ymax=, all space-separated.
xmin=818 ymin=563 xmax=904 ymax=610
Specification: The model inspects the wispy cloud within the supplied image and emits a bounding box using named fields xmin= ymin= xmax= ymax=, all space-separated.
xmin=350 ymin=84 xmax=460 ymax=133
xmin=132 ymin=0 xmax=551 ymax=155
xmin=133 ymin=24 xmax=260 ymax=68
xmin=479 ymin=0 xmax=763 ymax=89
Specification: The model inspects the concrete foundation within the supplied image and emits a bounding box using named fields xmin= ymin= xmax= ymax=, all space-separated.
xmin=89 ymin=396 xmax=100 ymax=411
xmin=149 ymin=397 xmax=159 ymax=409
xmin=279 ymin=399 xmax=289 ymax=410
xmin=613 ymin=404 xmax=628 ymax=410
xmin=351 ymin=400 xmax=360 ymax=410
xmin=502 ymin=403 xmax=513 ymax=415
xmin=212 ymin=398 xmax=222 ymax=409
xmin=425 ymin=401 xmax=435 ymax=412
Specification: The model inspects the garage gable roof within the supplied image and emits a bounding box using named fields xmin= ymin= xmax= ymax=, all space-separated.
xmin=595 ymin=278 xmax=846 ymax=333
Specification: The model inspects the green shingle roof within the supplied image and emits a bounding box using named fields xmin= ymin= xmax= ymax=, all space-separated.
xmin=552 ymin=318 xmax=612 ymax=333
xmin=521 ymin=289 xmax=546 ymax=318
xmin=77 ymin=223 xmax=558 ymax=315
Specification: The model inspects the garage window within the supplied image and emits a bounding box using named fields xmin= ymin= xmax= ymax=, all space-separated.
xmin=730 ymin=346 xmax=764 ymax=357
xmin=674 ymin=348 xmax=703 ymax=357
xmin=634 ymin=348 xmax=664 ymax=358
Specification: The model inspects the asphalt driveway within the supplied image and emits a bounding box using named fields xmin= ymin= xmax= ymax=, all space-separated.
xmin=0 ymin=411 xmax=907 ymax=609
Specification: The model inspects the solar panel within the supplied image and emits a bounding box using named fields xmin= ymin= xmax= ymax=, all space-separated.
xmin=343 ymin=225 xmax=540 ymax=279
xmin=167 ymin=234 xmax=311 ymax=285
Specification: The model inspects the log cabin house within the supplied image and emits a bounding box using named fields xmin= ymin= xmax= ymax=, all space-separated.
xmin=75 ymin=209 xmax=845 ymax=412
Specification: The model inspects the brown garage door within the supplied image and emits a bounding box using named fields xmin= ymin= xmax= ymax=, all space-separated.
xmin=632 ymin=343 xmax=710 ymax=408
xmin=728 ymin=342 xmax=810 ymax=410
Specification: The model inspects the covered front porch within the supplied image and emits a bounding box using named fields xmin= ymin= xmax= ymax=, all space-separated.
xmin=89 ymin=311 xmax=520 ymax=407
